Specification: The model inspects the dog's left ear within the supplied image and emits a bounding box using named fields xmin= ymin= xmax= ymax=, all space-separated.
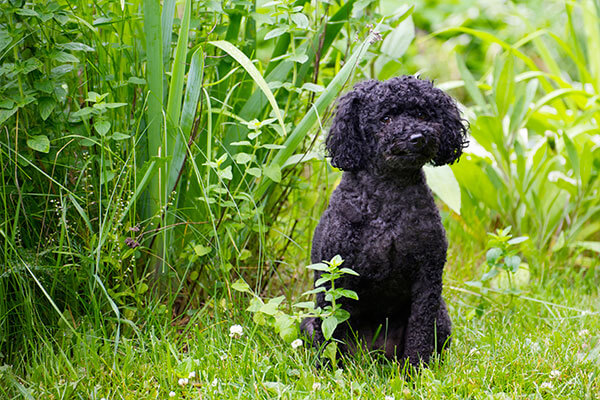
xmin=432 ymin=99 xmax=468 ymax=166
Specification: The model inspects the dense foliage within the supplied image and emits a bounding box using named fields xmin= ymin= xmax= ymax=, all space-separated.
xmin=1 ymin=0 xmax=599 ymax=397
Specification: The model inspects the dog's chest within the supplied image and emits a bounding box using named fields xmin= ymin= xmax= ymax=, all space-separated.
xmin=351 ymin=186 xmax=446 ymax=278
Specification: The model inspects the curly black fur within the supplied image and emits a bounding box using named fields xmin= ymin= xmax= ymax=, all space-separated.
xmin=301 ymin=75 xmax=468 ymax=367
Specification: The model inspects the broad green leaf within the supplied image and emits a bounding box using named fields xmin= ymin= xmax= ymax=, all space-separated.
xmin=306 ymin=262 xmax=329 ymax=271
xmin=94 ymin=120 xmax=111 ymax=136
xmin=38 ymin=97 xmax=56 ymax=120
xmin=260 ymin=296 xmax=285 ymax=316
xmin=27 ymin=135 xmax=50 ymax=153
xmin=424 ymin=165 xmax=461 ymax=214
xmin=339 ymin=267 xmax=359 ymax=276
xmin=58 ymin=42 xmax=95 ymax=52
xmin=486 ymin=248 xmax=502 ymax=264
xmin=322 ymin=316 xmax=338 ymax=340
xmin=193 ymin=244 xmax=211 ymax=256
xmin=263 ymin=164 xmax=281 ymax=183
xmin=231 ymin=279 xmax=253 ymax=294
xmin=504 ymin=255 xmax=521 ymax=273
xmin=507 ymin=236 xmax=529 ymax=245
xmin=264 ymin=27 xmax=288 ymax=40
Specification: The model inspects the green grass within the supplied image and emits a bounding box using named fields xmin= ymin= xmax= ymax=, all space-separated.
xmin=2 ymin=254 xmax=598 ymax=399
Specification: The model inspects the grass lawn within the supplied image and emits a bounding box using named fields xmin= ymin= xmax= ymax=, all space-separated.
xmin=3 ymin=256 xmax=598 ymax=400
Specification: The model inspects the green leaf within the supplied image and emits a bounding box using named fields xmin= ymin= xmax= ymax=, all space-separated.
xmin=302 ymin=287 xmax=325 ymax=296
xmin=231 ymin=279 xmax=253 ymax=294
xmin=292 ymin=301 xmax=315 ymax=309
xmin=306 ymin=262 xmax=329 ymax=271
xmin=504 ymin=255 xmax=521 ymax=273
xmin=247 ymin=167 xmax=262 ymax=177
xmin=481 ymin=268 xmax=500 ymax=281
xmin=38 ymin=97 xmax=56 ymax=121
xmin=265 ymin=27 xmax=288 ymax=40
xmin=27 ymin=135 xmax=50 ymax=153
xmin=209 ymin=40 xmax=286 ymax=135
xmin=322 ymin=316 xmax=338 ymax=340
xmin=339 ymin=267 xmax=359 ymax=276
xmin=423 ymin=165 xmax=462 ymax=215
xmin=94 ymin=120 xmax=111 ymax=136
xmin=58 ymin=42 xmax=95 ymax=52
xmin=234 ymin=153 xmax=254 ymax=164
xmin=290 ymin=13 xmax=309 ymax=29
xmin=274 ymin=314 xmax=297 ymax=342
xmin=507 ymin=236 xmax=529 ymax=245
xmin=193 ymin=244 xmax=211 ymax=256
xmin=111 ymin=132 xmax=131 ymax=141
xmin=53 ymin=51 xmax=80 ymax=63
xmin=456 ymin=54 xmax=487 ymax=110
xmin=218 ymin=166 xmax=233 ymax=180
xmin=263 ymin=164 xmax=281 ymax=183
xmin=486 ymin=248 xmax=502 ymax=264
xmin=260 ymin=296 xmax=285 ymax=315
xmin=338 ymin=289 xmax=359 ymax=301
xmin=315 ymin=277 xmax=329 ymax=287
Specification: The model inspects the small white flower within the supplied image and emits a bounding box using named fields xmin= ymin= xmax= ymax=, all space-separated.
xmin=211 ymin=378 xmax=219 ymax=387
xmin=178 ymin=378 xmax=189 ymax=386
xmin=579 ymin=329 xmax=590 ymax=337
xmin=219 ymin=353 xmax=227 ymax=361
xmin=540 ymin=381 xmax=554 ymax=390
xmin=229 ymin=324 xmax=244 ymax=338
xmin=525 ymin=338 xmax=541 ymax=352
xmin=312 ymin=382 xmax=321 ymax=391
xmin=550 ymin=370 xmax=561 ymax=379
xmin=168 ymin=391 xmax=176 ymax=398
xmin=188 ymin=371 xmax=196 ymax=379
xmin=385 ymin=396 xmax=395 ymax=400
xmin=291 ymin=339 xmax=303 ymax=349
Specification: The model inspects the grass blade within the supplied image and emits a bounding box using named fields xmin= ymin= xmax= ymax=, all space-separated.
xmin=209 ymin=40 xmax=286 ymax=136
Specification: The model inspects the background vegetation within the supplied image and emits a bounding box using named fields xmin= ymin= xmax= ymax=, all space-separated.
xmin=0 ymin=0 xmax=599 ymax=398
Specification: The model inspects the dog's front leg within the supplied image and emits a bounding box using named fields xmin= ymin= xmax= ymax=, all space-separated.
xmin=403 ymin=260 xmax=443 ymax=366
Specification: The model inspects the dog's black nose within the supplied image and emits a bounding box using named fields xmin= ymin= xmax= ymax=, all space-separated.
xmin=409 ymin=133 xmax=424 ymax=146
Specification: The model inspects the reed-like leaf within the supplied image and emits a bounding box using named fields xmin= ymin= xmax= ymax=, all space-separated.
xmin=209 ymin=40 xmax=286 ymax=136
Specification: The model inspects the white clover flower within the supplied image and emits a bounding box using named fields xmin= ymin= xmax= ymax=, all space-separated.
xmin=525 ymin=338 xmax=541 ymax=352
xmin=229 ymin=324 xmax=244 ymax=338
xmin=579 ymin=329 xmax=590 ymax=337
xmin=540 ymin=381 xmax=553 ymax=390
xmin=385 ymin=396 xmax=395 ymax=400
xmin=168 ymin=391 xmax=176 ymax=398
xmin=188 ymin=371 xmax=196 ymax=379
xmin=312 ymin=382 xmax=321 ymax=391
xmin=550 ymin=370 xmax=561 ymax=379
xmin=178 ymin=378 xmax=189 ymax=386
xmin=291 ymin=339 xmax=303 ymax=349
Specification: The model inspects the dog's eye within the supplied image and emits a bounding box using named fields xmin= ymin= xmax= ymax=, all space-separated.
xmin=381 ymin=115 xmax=392 ymax=124
xmin=415 ymin=110 xmax=427 ymax=120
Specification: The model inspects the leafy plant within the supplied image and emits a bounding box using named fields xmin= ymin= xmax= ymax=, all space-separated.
xmin=231 ymin=254 xmax=359 ymax=348
xmin=444 ymin=3 xmax=600 ymax=271
xmin=470 ymin=226 xmax=529 ymax=295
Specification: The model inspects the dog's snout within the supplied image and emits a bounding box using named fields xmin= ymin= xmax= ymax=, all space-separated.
xmin=409 ymin=133 xmax=424 ymax=146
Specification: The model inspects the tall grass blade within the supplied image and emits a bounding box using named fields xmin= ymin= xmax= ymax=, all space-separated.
xmin=209 ymin=40 xmax=286 ymax=135
xmin=167 ymin=47 xmax=204 ymax=194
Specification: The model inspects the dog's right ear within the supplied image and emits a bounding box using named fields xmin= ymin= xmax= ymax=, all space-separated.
xmin=325 ymin=86 xmax=369 ymax=171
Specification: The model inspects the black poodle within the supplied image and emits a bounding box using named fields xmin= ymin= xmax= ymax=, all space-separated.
xmin=301 ymin=75 xmax=468 ymax=366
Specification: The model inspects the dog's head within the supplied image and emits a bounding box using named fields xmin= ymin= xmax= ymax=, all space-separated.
xmin=326 ymin=76 xmax=468 ymax=173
